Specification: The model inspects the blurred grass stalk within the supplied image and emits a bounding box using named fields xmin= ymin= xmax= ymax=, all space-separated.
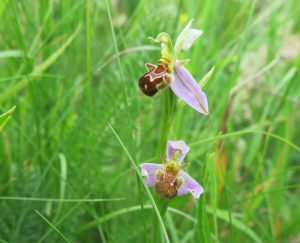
xmin=0 ymin=106 xmax=16 ymax=133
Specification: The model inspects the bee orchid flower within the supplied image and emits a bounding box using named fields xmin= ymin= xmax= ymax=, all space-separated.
xmin=138 ymin=20 xmax=211 ymax=115
xmin=140 ymin=140 xmax=204 ymax=199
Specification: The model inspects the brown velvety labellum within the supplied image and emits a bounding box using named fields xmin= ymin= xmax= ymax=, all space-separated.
xmin=155 ymin=178 xmax=177 ymax=199
xmin=138 ymin=64 xmax=168 ymax=96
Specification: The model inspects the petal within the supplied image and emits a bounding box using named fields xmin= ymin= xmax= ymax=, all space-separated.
xmin=174 ymin=20 xmax=203 ymax=54
xmin=167 ymin=140 xmax=190 ymax=164
xmin=171 ymin=65 xmax=208 ymax=115
xmin=177 ymin=171 xmax=204 ymax=199
xmin=181 ymin=28 xmax=203 ymax=51
xmin=140 ymin=163 xmax=164 ymax=187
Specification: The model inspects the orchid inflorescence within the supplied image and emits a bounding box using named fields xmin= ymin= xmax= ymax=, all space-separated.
xmin=138 ymin=20 xmax=212 ymax=200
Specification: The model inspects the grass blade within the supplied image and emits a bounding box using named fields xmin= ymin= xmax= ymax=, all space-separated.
xmin=0 ymin=26 xmax=81 ymax=103
xmin=109 ymin=124 xmax=170 ymax=243
xmin=35 ymin=210 xmax=70 ymax=243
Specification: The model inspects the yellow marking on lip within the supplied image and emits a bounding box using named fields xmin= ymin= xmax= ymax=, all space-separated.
xmin=156 ymin=81 xmax=166 ymax=90
xmin=144 ymin=84 xmax=148 ymax=90
xmin=145 ymin=74 xmax=155 ymax=82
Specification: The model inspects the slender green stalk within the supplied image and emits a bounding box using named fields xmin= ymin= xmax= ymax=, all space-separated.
xmin=159 ymin=89 xmax=177 ymax=156
xmin=109 ymin=124 xmax=170 ymax=243
xmin=153 ymin=88 xmax=177 ymax=242
xmin=105 ymin=0 xmax=147 ymax=239
xmin=35 ymin=210 xmax=70 ymax=243
xmin=0 ymin=196 xmax=124 ymax=202
xmin=86 ymin=0 xmax=93 ymax=124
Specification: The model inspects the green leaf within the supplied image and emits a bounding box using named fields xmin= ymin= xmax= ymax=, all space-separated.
xmin=205 ymin=207 xmax=262 ymax=243
xmin=109 ymin=124 xmax=170 ymax=243
xmin=0 ymin=106 xmax=16 ymax=132
xmin=199 ymin=66 xmax=215 ymax=88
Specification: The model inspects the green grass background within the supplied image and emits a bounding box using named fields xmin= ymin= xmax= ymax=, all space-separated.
xmin=1 ymin=0 xmax=300 ymax=242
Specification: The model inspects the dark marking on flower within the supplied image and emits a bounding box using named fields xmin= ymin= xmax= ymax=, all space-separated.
xmin=138 ymin=64 xmax=171 ymax=96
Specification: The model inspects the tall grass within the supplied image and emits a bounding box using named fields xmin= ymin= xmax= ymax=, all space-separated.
xmin=1 ymin=0 xmax=300 ymax=242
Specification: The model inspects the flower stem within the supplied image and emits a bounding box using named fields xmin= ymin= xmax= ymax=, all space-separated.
xmin=159 ymin=88 xmax=177 ymax=157
xmin=153 ymin=198 xmax=170 ymax=242
xmin=154 ymin=88 xmax=177 ymax=241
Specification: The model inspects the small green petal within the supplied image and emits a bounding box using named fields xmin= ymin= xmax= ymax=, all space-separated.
xmin=149 ymin=32 xmax=173 ymax=54
xmin=149 ymin=32 xmax=176 ymax=72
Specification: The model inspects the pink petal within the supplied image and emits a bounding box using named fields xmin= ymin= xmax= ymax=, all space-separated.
xmin=177 ymin=171 xmax=204 ymax=199
xmin=171 ymin=65 xmax=208 ymax=115
xmin=167 ymin=140 xmax=190 ymax=164
xmin=140 ymin=163 xmax=164 ymax=186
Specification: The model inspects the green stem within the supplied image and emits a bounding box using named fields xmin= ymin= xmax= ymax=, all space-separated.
xmin=153 ymin=198 xmax=170 ymax=242
xmin=159 ymin=88 xmax=177 ymax=156
xmin=154 ymin=88 xmax=177 ymax=242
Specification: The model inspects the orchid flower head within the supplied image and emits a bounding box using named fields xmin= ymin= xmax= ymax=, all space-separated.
xmin=138 ymin=19 xmax=212 ymax=115
xmin=140 ymin=140 xmax=204 ymax=200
